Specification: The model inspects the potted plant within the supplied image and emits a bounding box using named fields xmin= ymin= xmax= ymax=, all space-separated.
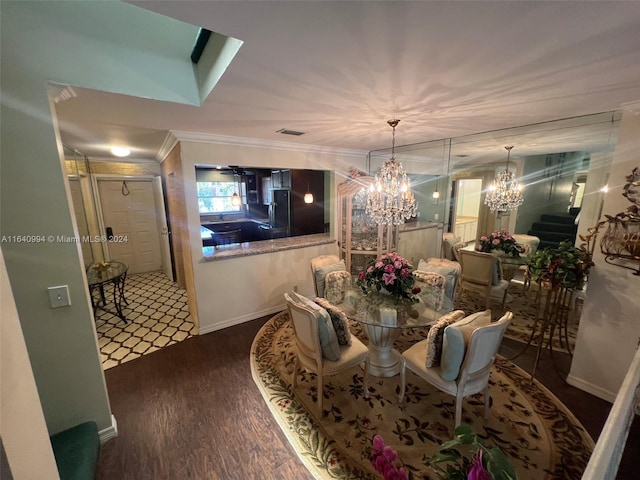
xmin=371 ymin=425 xmax=518 ymax=480
xmin=527 ymin=241 xmax=593 ymax=290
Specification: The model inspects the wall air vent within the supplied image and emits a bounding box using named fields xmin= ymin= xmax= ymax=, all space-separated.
xmin=276 ymin=128 xmax=305 ymax=136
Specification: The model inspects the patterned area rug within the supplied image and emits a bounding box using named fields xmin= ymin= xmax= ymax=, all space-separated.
xmin=455 ymin=285 xmax=579 ymax=353
xmin=251 ymin=312 xmax=593 ymax=480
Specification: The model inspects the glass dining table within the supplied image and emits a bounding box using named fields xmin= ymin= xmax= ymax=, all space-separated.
xmin=86 ymin=261 xmax=129 ymax=323
xmin=340 ymin=289 xmax=452 ymax=377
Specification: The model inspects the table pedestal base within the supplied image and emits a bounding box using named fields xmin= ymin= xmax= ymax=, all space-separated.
xmin=361 ymin=323 xmax=402 ymax=377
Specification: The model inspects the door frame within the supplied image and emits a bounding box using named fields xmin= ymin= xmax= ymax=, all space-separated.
xmin=92 ymin=174 xmax=173 ymax=277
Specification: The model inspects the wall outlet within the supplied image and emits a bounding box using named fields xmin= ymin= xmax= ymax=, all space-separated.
xmin=434 ymin=213 xmax=439 ymax=220
xmin=48 ymin=285 xmax=71 ymax=308
xmin=416 ymin=212 xmax=421 ymax=218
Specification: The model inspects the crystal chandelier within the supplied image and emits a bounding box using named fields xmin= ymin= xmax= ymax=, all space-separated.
xmin=366 ymin=119 xmax=417 ymax=225
xmin=484 ymin=146 xmax=524 ymax=212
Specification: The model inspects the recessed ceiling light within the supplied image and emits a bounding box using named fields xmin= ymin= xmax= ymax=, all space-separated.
xmin=110 ymin=146 xmax=131 ymax=157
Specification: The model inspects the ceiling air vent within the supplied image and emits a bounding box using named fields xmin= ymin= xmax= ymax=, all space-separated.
xmin=276 ymin=128 xmax=305 ymax=136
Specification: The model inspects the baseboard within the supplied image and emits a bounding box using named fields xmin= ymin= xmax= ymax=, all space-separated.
xmin=566 ymin=374 xmax=616 ymax=403
xmin=198 ymin=304 xmax=285 ymax=335
xmin=98 ymin=414 xmax=118 ymax=444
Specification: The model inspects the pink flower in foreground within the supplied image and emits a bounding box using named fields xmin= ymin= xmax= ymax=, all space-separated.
xmin=371 ymin=435 xmax=408 ymax=480
xmin=400 ymin=268 xmax=410 ymax=277
xmin=375 ymin=261 xmax=384 ymax=269
xmin=394 ymin=260 xmax=403 ymax=269
xmin=467 ymin=450 xmax=491 ymax=480
xmin=492 ymin=239 xmax=501 ymax=245
xmin=358 ymin=271 xmax=366 ymax=281
xmin=384 ymin=264 xmax=395 ymax=273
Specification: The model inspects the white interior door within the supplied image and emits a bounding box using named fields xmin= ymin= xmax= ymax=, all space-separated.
xmin=97 ymin=179 xmax=162 ymax=274
xmin=68 ymin=178 xmax=94 ymax=267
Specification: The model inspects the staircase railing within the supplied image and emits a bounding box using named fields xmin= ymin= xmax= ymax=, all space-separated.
xmin=581 ymin=345 xmax=640 ymax=479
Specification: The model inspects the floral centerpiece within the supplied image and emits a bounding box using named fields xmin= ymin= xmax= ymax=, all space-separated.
xmin=357 ymin=252 xmax=421 ymax=304
xmin=371 ymin=425 xmax=517 ymax=480
xmin=477 ymin=229 xmax=523 ymax=258
xmin=527 ymin=241 xmax=593 ymax=290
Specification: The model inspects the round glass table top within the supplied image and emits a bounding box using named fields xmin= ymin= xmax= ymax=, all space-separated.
xmin=341 ymin=289 xmax=451 ymax=329
xmin=86 ymin=261 xmax=128 ymax=286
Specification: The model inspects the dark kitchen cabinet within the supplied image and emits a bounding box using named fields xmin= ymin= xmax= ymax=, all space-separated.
xmin=271 ymin=169 xmax=291 ymax=189
xmin=289 ymin=170 xmax=325 ymax=237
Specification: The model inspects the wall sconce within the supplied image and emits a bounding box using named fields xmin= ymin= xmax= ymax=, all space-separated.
xmin=231 ymin=193 xmax=242 ymax=207
xmin=432 ymin=189 xmax=440 ymax=199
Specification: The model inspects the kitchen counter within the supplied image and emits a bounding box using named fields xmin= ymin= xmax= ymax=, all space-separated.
xmin=201 ymin=217 xmax=271 ymax=245
xmin=202 ymin=233 xmax=335 ymax=261
xmin=201 ymin=216 xmax=269 ymax=226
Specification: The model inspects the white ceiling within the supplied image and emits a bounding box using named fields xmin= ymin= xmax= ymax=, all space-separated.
xmin=54 ymin=1 xmax=640 ymax=163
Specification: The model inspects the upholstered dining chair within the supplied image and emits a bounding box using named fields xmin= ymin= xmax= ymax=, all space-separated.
xmin=399 ymin=311 xmax=513 ymax=427
xmin=310 ymin=254 xmax=346 ymax=297
xmin=284 ymin=292 xmax=370 ymax=416
xmin=456 ymin=250 xmax=509 ymax=310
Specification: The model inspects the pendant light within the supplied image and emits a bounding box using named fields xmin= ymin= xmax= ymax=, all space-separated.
xmin=484 ymin=146 xmax=524 ymax=212
xmin=366 ymin=119 xmax=417 ymax=225
xmin=304 ymin=181 xmax=313 ymax=203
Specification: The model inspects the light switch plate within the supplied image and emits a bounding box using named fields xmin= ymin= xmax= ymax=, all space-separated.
xmin=48 ymin=285 xmax=71 ymax=308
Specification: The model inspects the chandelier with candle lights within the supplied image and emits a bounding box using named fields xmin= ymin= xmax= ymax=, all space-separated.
xmin=484 ymin=146 xmax=524 ymax=212
xmin=366 ymin=119 xmax=417 ymax=225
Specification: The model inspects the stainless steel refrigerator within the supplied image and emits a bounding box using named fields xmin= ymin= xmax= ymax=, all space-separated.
xmin=268 ymin=189 xmax=291 ymax=234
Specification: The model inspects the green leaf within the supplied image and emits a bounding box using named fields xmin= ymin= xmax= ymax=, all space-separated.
xmin=484 ymin=447 xmax=518 ymax=480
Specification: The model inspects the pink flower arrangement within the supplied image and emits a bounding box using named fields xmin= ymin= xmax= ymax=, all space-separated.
xmin=357 ymin=252 xmax=420 ymax=303
xmin=477 ymin=229 xmax=523 ymax=257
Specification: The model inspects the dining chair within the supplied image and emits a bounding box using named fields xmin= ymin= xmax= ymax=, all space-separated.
xmin=399 ymin=311 xmax=513 ymax=427
xmin=284 ymin=292 xmax=370 ymax=416
xmin=456 ymin=250 xmax=509 ymax=310
xmin=416 ymin=257 xmax=461 ymax=304
xmin=310 ymin=254 xmax=346 ymax=297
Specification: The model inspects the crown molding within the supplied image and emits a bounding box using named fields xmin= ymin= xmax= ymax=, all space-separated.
xmin=157 ymin=131 xmax=180 ymax=164
xmin=169 ymin=130 xmax=368 ymax=158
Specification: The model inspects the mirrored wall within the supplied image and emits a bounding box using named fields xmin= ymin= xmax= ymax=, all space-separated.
xmin=368 ymin=111 xmax=621 ymax=248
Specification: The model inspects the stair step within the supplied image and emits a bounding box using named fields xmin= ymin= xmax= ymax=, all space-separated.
xmin=531 ymin=221 xmax=578 ymax=234
xmin=528 ymin=230 xmax=576 ymax=243
xmin=538 ymin=240 xmax=563 ymax=250
xmin=540 ymin=213 xmax=578 ymax=225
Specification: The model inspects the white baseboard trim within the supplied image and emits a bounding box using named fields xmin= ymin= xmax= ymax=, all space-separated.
xmin=198 ymin=304 xmax=285 ymax=335
xmin=566 ymin=374 xmax=616 ymax=403
xmin=99 ymin=414 xmax=118 ymax=444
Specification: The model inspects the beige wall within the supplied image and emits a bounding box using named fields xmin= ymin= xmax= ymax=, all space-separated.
xmin=568 ymin=106 xmax=640 ymax=401
xmin=177 ymin=139 xmax=366 ymax=332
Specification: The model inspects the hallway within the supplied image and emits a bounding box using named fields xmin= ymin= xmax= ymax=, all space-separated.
xmin=95 ymin=271 xmax=196 ymax=369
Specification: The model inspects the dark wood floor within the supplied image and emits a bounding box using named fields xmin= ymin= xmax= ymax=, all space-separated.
xmin=96 ymin=314 xmax=639 ymax=480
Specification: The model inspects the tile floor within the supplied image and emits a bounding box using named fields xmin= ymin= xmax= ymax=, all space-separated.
xmin=95 ymin=270 xmax=196 ymax=369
